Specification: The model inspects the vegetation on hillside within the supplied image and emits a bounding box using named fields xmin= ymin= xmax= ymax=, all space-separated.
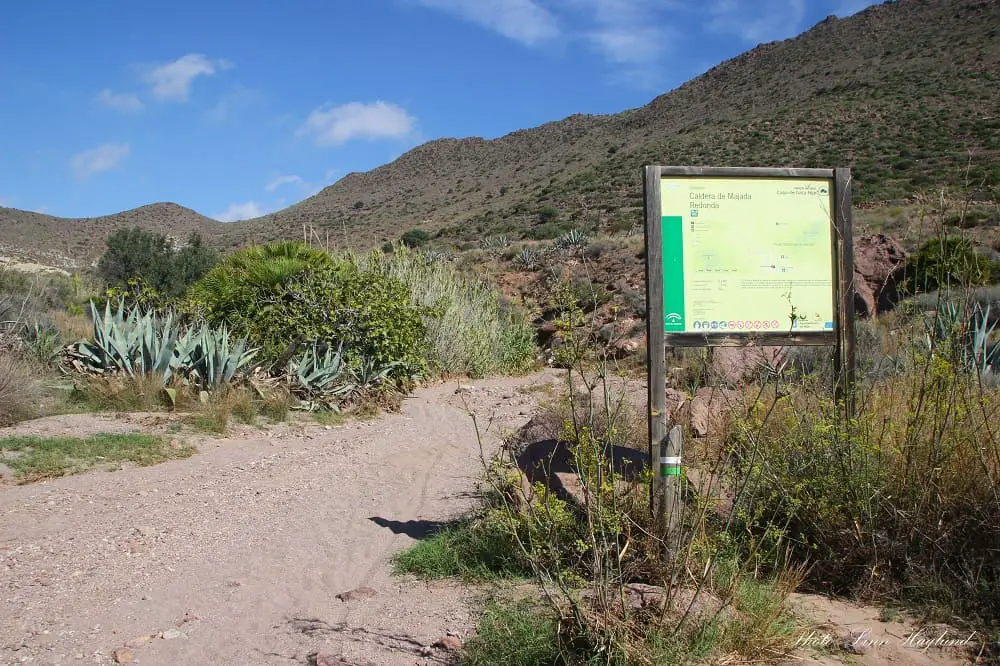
xmin=98 ymin=226 xmax=218 ymax=298
xmin=0 ymin=238 xmax=536 ymax=436
xmin=1 ymin=1 xmax=997 ymax=267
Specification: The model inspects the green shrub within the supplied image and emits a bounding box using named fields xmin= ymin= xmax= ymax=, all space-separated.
xmin=0 ymin=268 xmax=93 ymax=320
xmin=525 ymin=222 xmax=571 ymax=240
xmin=900 ymin=237 xmax=999 ymax=294
xmin=190 ymin=242 xmax=427 ymax=380
xmin=461 ymin=599 xmax=564 ymax=666
xmin=348 ymin=245 xmax=535 ymax=377
xmin=188 ymin=242 xmax=335 ymax=320
xmin=392 ymin=518 xmax=529 ymax=581
xmin=400 ymin=228 xmax=430 ymax=248
xmin=568 ymin=276 xmax=612 ymax=313
xmin=98 ymin=227 xmax=217 ymax=297
xmin=727 ymin=366 xmax=1000 ymax=623
xmin=537 ymin=207 xmax=559 ymax=224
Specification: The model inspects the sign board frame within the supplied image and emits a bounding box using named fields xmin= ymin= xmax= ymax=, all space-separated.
xmin=643 ymin=165 xmax=855 ymax=518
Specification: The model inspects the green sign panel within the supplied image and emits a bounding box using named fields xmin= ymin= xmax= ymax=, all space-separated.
xmin=658 ymin=176 xmax=835 ymax=335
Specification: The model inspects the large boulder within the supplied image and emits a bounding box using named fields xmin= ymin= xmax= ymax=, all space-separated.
xmin=711 ymin=346 xmax=788 ymax=385
xmin=853 ymin=234 xmax=906 ymax=318
xmin=511 ymin=416 xmax=649 ymax=508
xmin=689 ymin=387 xmax=744 ymax=438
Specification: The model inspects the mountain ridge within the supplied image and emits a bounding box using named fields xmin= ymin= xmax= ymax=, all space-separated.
xmin=2 ymin=0 xmax=997 ymax=268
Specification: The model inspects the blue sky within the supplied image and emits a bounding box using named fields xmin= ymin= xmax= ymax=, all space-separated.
xmin=0 ymin=0 xmax=878 ymax=221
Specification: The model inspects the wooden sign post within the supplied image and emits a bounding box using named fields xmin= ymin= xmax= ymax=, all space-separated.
xmin=643 ymin=166 xmax=856 ymax=544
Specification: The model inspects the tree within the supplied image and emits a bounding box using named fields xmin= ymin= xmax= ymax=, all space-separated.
xmin=97 ymin=227 xmax=217 ymax=297
xmin=400 ymin=229 xmax=431 ymax=248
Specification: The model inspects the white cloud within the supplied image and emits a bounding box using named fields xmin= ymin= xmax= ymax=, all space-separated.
xmin=411 ymin=0 xmax=682 ymax=89
xmin=587 ymin=26 xmax=662 ymax=64
xmin=206 ymin=85 xmax=263 ymax=122
xmin=0 ymin=197 xmax=10 ymax=208
xmin=69 ymin=142 xmax=130 ymax=178
xmin=560 ymin=0 xmax=680 ymax=89
xmin=706 ymin=0 xmax=807 ymax=44
xmin=264 ymin=170 xmax=339 ymax=198
xmin=213 ymin=201 xmax=267 ymax=222
xmin=575 ymin=1 xmax=671 ymax=65
xmin=298 ymin=101 xmax=416 ymax=146
xmin=143 ymin=54 xmax=231 ymax=102
xmin=96 ymin=89 xmax=144 ymax=113
xmin=411 ymin=0 xmax=560 ymax=46
xmin=265 ymin=174 xmax=304 ymax=192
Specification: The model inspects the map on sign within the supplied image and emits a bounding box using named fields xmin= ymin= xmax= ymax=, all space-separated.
xmin=659 ymin=176 xmax=835 ymax=334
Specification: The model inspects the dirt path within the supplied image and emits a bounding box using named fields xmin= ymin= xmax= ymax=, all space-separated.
xmin=1 ymin=369 xmax=983 ymax=666
xmin=0 ymin=372 xmax=562 ymax=666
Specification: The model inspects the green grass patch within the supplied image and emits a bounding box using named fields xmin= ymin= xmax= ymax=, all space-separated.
xmin=461 ymin=598 xmax=564 ymax=666
xmin=311 ymin=410 xmax=348 ymax=427
xmin=392 ymin=518 xmax=529 ymax=581
xmin=0 ymin=433 xmax=194 ymax=482
xmin=185 ymin=411 xmax=229 ymax=435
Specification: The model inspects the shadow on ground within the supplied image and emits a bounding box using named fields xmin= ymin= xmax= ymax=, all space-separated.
xmin=368 ymin=517 xmax=447 ymax=539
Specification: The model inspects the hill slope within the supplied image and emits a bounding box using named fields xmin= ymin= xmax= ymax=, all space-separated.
xmin=0 ymin=204 xmax=223 ymax=269
xmin=2 ymin=0 xmax=997 ymax=267
xmin=227 ymin=0 xmax=998 ymax=250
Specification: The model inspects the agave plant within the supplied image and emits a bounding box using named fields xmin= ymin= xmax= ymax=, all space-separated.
xmin=513 ymin=247 xmax=542 ymax=271
xmin=480 ymin=236 xmax=511 ymax=253
xmin=555 ymin=229 xmax=590 ymax=252
xmin=421 ymin=250 xmax=454 ymax=264
xmin=288 ymin=343 xmax=357 ymax=411
xmin=351 ymin=356 xmax=403 ymax=388
xmin=182 ymin=323 xmax=258 ymax=390
xmin=970 ymin=303 xmax=1000 ymax=377
xmin=927 ymin=301 xmax=1000 ymax=377
xmin=22 ymin=322 xmax=63 ymax=366
xmin=66 ymin=300 xmax=257 ymax=390
xmin=67 ymin=301 xmax=178 ymax=381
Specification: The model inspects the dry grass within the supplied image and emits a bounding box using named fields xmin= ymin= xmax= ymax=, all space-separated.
xmin=47 ymin=309 xmax=91 ymax=343
xmin=0 ymin=353 xmax=43 ymax=426
xmin=729 ymin=362 xmax=1000 ymax=624
xmin=71 ymin=374 xmax=170 ymax=412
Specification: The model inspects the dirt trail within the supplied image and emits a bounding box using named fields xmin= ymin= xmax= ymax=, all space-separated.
xmin=1 ymin=369 xmax=982 ymax=666
xmin=0 ymin=372 xmax=561 ymax=666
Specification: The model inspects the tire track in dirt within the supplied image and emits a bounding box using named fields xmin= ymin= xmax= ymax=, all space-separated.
xmin=0 ymin=372 xmax=562 ymax=666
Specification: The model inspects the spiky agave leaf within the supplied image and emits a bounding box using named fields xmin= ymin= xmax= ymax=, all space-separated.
xmin=287 ymin=343 xmax=357 ymax=410
xmin=184 ymin=322 xmax=258 ymax=390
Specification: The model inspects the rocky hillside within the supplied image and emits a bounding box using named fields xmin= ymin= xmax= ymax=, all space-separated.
xmin=223 ymin=0 xmax=1000 ymax=249
xmin=0 ymin=204 xmax=222 ymax=270
xmin=1 ymin=0 xmax=997 ymax=267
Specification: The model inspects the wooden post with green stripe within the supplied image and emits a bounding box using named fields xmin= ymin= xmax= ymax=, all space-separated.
xmin=661 ymin=425 xmax=683 ymax=553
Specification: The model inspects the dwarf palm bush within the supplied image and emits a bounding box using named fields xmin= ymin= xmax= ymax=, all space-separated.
xmin=188 ymin=242 xmax=427 ymax=381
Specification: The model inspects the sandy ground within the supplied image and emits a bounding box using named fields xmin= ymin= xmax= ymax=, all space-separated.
xmin=783 ymin=593 xmax=979 ymax=666
xmin=0 ymin=372 xmax=563 ymax=666
xmin=0 ymin=369 xmax=985 ymax=665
